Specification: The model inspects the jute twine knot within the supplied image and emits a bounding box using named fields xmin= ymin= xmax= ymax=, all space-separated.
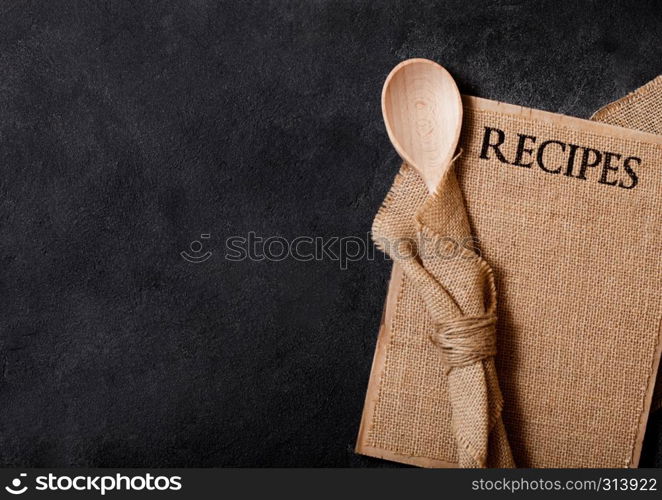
xmin=431 ymin=313 xmax=497 ymax=373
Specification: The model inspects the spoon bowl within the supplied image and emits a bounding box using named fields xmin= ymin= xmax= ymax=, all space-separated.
xmin=382 ymin=59 xmax=463 ymax=193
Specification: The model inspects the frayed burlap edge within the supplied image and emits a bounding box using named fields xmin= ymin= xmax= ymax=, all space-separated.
xmin=591 ymin=76 xmax=662 ymax=124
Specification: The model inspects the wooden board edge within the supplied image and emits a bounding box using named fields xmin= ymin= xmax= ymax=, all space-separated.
xmin=354 ymin=262 xmax=460 ymax=468
xmin=357 ymin=445 xmax=457 ymax=469
xmin=355 ymin=263 xmax=403 ymax=455
xmin=462 ymin=95 xmax=662 ymax=145
xmin=629 ymin=314 xmax=662 ymax=467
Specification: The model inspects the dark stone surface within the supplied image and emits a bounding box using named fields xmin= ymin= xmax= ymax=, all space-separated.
xmin=0 ymin=0 xmax=660 ymax=467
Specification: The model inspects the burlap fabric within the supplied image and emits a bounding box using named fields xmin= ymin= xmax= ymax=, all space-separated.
xmin=592 ymin=76 xmax=662 ymax=135
xmin=358 ymin=84 xmax=662 ymax=468
xmin=372 ymin=159 xmax=514 ymax=467
xmin=591 ymin=76 xmax=662 ymax=413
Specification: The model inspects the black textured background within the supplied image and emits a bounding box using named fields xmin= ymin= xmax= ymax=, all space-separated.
xmin=0 ymin=0 xmax=660 ymax=467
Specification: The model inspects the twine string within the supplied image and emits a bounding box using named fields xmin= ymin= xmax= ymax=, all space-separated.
xmin=431 ymin=313 xmax=497 ymax=374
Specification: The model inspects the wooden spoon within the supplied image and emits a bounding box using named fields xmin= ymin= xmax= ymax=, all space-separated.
xmin=382 ymin=58 xmax=463 ymax=193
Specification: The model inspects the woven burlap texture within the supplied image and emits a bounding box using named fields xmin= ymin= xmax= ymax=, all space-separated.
xmin=591 ymin=75 xmax=662 ymax=413
xmin=364 ymin=97 xmax=661 ymax=467
xmin=372 ymin=161 xmax=515 ymax=467
xmin=592 ymin=76 xmax=662 ymax=135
